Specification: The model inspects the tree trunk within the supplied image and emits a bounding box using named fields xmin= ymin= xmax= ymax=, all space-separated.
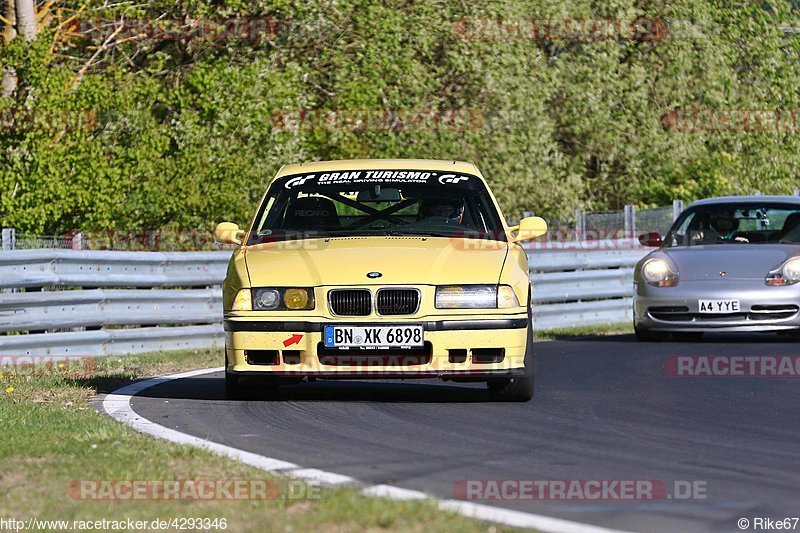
xmin=15 ymin=0 xmax=35 ymax=41
xmin=1 ymin=0 xmax=16 ymax=97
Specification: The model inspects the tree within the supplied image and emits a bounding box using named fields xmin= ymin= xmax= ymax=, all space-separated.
xmin=1 ymin=0 xmax=17 ymax=96
xmin=2 ymin=0 xmax=800 ymax=234
xmin=1 ymin=0 xmax=40 ymax=97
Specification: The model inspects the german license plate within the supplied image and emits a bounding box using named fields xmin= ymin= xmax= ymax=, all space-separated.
xmin=698 ymin=299 xmax=740 ymax=314
xmin=323 ymin=325 xmax=424 ymax=348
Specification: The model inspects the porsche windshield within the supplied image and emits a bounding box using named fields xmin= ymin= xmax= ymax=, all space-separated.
xmin=247 ymin=169 xmax=506 ymax=244
xmin=665 ymin=203 xmax=800 ymax=247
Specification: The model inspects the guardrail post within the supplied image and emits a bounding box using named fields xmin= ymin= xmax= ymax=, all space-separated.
xmin=624 ymin=205 xmax=636 ymax=239
xmin=574 ymin=209 xmax=586 ymax=241
xmin=1 ymin=228 xmax=15 ymax=251
xmin=794 ymin=188 xmax=800 ymax=197
xmin=71 ymin=232 xmax=84 ymax=250
xmin=672 ymin=199 xmax=684 ymax=221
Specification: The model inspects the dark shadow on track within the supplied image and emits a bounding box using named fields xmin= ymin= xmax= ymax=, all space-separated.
xmin=553 ymin=332 xmax=800 ymax=343
xmin=130 ymin=372 xmax=497 ymax=403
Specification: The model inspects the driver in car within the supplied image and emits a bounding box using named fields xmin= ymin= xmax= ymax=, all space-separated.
xmin=693 ymin=210 xmax=749 ymax=243
xmin=417 ymin=199 xmax=465 ymax=224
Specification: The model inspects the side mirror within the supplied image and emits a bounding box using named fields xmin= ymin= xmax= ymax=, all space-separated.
xmin=638 ymin=231 xmax=663 ymax=247
xmin=214 ymin=222 xmax=244 ymax=245
xmin=510 ymin=216 xmax=548 ymax=243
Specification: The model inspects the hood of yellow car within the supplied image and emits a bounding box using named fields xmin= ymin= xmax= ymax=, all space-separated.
xmin=244 ymin=236 xmax=508 ymax=286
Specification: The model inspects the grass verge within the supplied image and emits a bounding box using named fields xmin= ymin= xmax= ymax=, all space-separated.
xmin=535 ymin=322 xmax=633 ymax=341
xmin=0 ymin=349 xmax=523 ymax=532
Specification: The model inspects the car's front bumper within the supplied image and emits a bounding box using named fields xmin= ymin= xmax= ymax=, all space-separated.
xmin=224 ymin=315 xmax=529 ymax=380
xmin=634 ymin=279 xmax=800 ymax=332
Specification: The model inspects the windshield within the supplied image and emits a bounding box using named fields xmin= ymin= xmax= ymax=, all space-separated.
xmin=246 ymin=169 xmax=506 ymax=245
xmin=664 ymin=202 xmax=800 ymax=247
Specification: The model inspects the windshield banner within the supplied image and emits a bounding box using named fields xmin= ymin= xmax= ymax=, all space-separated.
xmin=276 ymin=170 xmax=480 ymax=190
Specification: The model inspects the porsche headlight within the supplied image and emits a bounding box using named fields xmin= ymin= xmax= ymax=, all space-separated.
xmin=786 ymin=258 xmax=800 ymax=281
xmin=766 ymin=257 xmax=800 ymax=286
xmin=641 ymin=259 xmax=679 ymax=287
xmin=435 ymin=285 xmax=520 ymax=309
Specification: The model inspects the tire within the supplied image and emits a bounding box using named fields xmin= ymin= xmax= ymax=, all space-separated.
xmin=487 ymin=312 xmax=534 ymax=402
xmin=225 ymin=371 xmax=247 ymax=400
xmin=672 ymin=331 xmax=704 ymax=341
xmin=634 ymin=324 xmax=669 ymax=342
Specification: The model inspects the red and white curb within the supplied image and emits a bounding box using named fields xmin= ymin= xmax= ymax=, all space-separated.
xmin=102 ymin=367 xmax=627 ymax=533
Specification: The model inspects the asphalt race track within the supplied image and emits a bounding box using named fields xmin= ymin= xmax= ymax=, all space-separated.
xmin=130 ymin=334 xmax=800 ymax=532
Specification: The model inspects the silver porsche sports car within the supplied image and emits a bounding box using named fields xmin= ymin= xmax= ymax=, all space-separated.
xmin=633 ymin=196 xmax=800 ymax=341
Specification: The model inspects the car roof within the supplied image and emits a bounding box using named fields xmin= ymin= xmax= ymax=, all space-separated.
xmin=273 ymin=159 xmax=483 ymax=180
xmin=689 ymin=195 xmax=800 ymax=207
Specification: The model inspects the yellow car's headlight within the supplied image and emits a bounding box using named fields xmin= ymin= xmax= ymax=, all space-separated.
xmin=230 ymin=288 xmax=315 ymax=311
xmin=284 ymin=288 xmax=312 ymax=309
xmin=435 ymin=285 xmax=520 ymax=309
xmin=231 ymin=289 xmax=253 ymax=311
xmin=254 ymin=288 xmax=281 ymax=309
xmin=497 ymin=285 xmax=521 ymax=308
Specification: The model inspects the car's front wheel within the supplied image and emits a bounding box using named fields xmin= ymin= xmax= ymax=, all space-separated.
xmin=225 ymin=371 xmax=246 ymax=400
xmin=672 ymin=331 xmax=703 ymax=341
xmin=634 ymin=324 xmax=669 ymax=342
xmin=487 ymin=315 xmax=534 ymax=402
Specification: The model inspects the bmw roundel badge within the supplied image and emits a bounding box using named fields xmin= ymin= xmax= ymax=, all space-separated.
xmin=367 ymin=271 xmax=382 ymax=279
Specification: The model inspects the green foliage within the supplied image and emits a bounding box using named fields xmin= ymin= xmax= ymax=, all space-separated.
xmin=1 ymin=0 xmax=800 ymax=233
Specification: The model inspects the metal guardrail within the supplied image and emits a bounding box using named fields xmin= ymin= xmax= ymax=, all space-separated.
xmin=0 ymin=325 xmax=224 ymax=357
xmin=0 ymin=250 xmax=230 ymax=356
xmin=0 ymin=288 xmax=221 ymax=333
xmin=534 ymin=299 xmax=634 ymax=331
xmin=0 ymin=250 xmax=228 ymax=289
xmin=533 ymin=269 xmax=635 ymax=304
xmin=526 ymin=239 xmax=650 ymax=330
xmin=0 ymin=243 xmax=651 ymax=355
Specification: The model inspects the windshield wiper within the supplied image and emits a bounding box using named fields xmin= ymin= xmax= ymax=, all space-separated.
xmin=297 ymin=230 xmax=474 ymax=239
xmin=385 ymin=230 xmax=456 ymax=238
xmin=308 ymin=230 xmax=401 ymax=239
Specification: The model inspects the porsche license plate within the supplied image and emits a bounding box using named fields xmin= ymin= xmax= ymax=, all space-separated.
xmin=698 ymin=299 xmax=740 ymax=314
xmin=323 ymin=325 xmax=424 ymax=348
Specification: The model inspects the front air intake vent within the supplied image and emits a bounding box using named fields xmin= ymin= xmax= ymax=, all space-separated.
xmin=328 ymin=289 xmax=371 ymax=316
xmin=376 ymin=289 xmax=419 ymax=315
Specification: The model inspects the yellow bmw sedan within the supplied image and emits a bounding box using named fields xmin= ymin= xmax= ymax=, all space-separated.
xmin=214 ymin=159 xmax=547 ymax=401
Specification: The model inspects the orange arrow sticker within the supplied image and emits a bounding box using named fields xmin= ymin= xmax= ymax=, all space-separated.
xmin=283 ymin=334 xmax=303 ymax=347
